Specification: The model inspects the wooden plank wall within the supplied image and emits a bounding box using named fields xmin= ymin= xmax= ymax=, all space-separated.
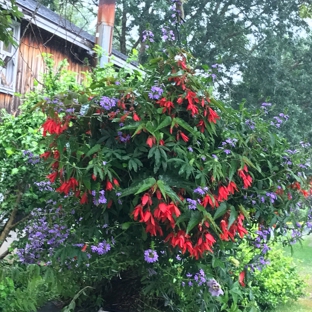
xmin=0 ymin=20 xmax=93 ymax=113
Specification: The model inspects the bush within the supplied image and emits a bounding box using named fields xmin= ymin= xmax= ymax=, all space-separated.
xmin=252 ymin=245 xmax=305 ymax=310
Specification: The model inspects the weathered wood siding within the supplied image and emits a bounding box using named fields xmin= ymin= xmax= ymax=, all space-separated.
xmin=1 ymin=21 xmax=92 ymax=113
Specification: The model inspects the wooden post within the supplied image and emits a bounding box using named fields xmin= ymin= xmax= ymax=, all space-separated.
xmin=96 ymin=0 xmax=116 ymax=66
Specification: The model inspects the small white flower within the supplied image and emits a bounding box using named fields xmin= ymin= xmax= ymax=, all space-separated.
xmin=174 ymin=55 xmax=183 ymax=62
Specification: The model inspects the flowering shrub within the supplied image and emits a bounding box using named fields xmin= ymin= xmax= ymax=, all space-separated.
xmin=29 ymin=43 xmax=312 ymax=310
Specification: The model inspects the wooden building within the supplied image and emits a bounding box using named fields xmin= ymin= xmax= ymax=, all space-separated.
xmin=0 ymin=0 xmax=133 ymax=113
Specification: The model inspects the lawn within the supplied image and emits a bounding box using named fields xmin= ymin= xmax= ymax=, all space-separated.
xmin=275 ymin=234 xmax=312 ymax=312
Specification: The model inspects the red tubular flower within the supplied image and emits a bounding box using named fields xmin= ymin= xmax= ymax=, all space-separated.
xmin=197 ymin=120 xmax=205 ymax=132
xmin=159 ymin=139 xmax=165 ymax=146
xmin=227 ymin=181 xmax=238 ymax=195
xmin=217 ymin=186 xmax=229 ymax=202
xmin=237 ymin=214 xmax=248 ymax=238
xmin=56 ymin=177 xmax=79 ymax=195
xmin=133 ymin=112 xmax=141 ymax=121
xmin=92 ymin=174 xmax=97 ymax=181
xmin=131 ymin=204 xmax=144 ymax=221
xmin=207 ymin=107 xmax=220 ymax=123
xmin=47 ymin=171 xmax=58 ymax=183
xmin=157 ymin=97 xmax=175 ymax=113
xmin=106 ymin=180 xmax=113 ymax=191
xmin=239 ymin=270 xmax=246 ymax=287
xmin=179 ymin=131 xmax=189 ymax=142
xmin=80 ymin=192 xmax=88 ymax=204
xmin=113 ymin=178 xmax=119 ymax=187
xmin=156 ymin=190 xmax=162 ymax=200
xmin=141 ymin=193 xmax=152 ymax=207
xmin=53 ymin=150 xmax=60 ymax=160
xmin=107 ymin=199 xmax=113 ymax=208
xmin=40 ymin=151 xmax=51 ymax=160
xmin=146 ymin=136 xmax=156 ymax=148
xmin=238 ymin=166 xmax=253 ymax=189
xmin=81 ymin=244 xmax=88 ymax=252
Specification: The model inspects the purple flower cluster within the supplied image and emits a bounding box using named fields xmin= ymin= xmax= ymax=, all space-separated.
xmin=265 ymin=192 xmax=278 ymax=204
xmin=34 ymin=180 xmax=54 ymax=192
xmin=142 ymin=30 xmax=154 ymax=48
xmin=91 ymin=190 xmax=107 ymax=206
xmin=148 ymin=85 xmax=164 ymax=100
xmin=300 ymin=141 xmax=311 ymax=148
xmin=22 ymin=150 xmax=40 ymax=165
xmin=99 ymin=96 xmax=117 ymax=110
xmin=186 ymin=198 xmax=197 ymax=210
xmin=193 ymin=186 xmax=208 ymax=196
xmin=245 ymin=119 xmax=255 ymax=130
xmin=270 ymin=114 xmax=288 ymax=128
xmin=17 ymin=207 xmax=70 ymax=264
xmin=144 ymin=249 xmax=159 ymax=263
xmin=170 ymin=0 xmax=184 ymax=23
xmin=261 ymin=102 xmax=271 ymax=114
xmin=161 ymin=26 xmax=175 ymax=42
xmin=184 ymin=270 xmax=223 ymax=297
xmin=117 ymin=131 xmax=131 ymax=143
xmin=91 ymin=240 xmax=111 ymax=255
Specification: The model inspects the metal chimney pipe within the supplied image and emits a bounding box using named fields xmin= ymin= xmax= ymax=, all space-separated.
xmin=96 ymin=0 xmax=116 ymax=66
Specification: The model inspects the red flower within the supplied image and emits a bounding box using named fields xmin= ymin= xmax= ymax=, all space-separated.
xmin=56 ymin=177 xmax=79 ymax=195
xmin=113 ymin=178 xmax=119 ymax=187
xmin=237 ymin=214 xmax=248 ymax=238
xmin=159 ymin=139 xmax=165 ymax=146
xmin=156 ymin=97 xmax=175 ymax=113
xmin=227 ymin=181 xmax=238 ymax=195
xmin=53 ymin=150 xmax=60 ymax=160
xmin=131 ymin=204 xmax=144 ymax=221
xmin=80 ymin=192 xmax=88 ymax=204
xmin=81 ymin=244 xmax=88 ymax=252
xmin=238 ymin=166 xmax=253 ymax=189
xmin=207 ymin=107 xmax=220 ymax=123
xmin=217 ymin=186 xmax=229 ymax=202
xmin=239 ymin=270 xmax=246 ymax=287
xmin=106 ymin=180 xmax=113 ymax=191
xmin=47 ymin=171 xmax=58 ymax=183
xmin=202 ymin=194 xmax=219 ymax=208
xmin=133 ymin=112 xmax=141 ymax=121
xmin=197 ymin=120 xmax=205 ymax=133
xmin=40 ymin=151 xmax=51 ymax=160
xmin=179 ymin=131 xmax=189 ymax=142
xmin=91 ymin=174 xmax=97 ymax=181
xmin=141 ymin=193 xmax=152 ymax=207
xmin=146 ymin=136 xmax=156 ymax=148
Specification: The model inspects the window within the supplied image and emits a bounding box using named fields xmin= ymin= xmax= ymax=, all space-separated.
xmin=0 ymin=23 xmax=20 ymax=93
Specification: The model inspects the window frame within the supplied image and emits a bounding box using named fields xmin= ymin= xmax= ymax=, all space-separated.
xmin=0 ymin=22 xmax=20 ymax=94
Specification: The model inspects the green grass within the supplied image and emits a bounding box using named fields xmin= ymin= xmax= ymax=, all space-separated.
xmin=275 ymin=235 xmax=312 ymax=312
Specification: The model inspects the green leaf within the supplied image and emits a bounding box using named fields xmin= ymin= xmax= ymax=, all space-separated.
xmin=174 ymin=117 xmax=197 ymax=135
xmin=11 ymin=168 xmax=19 ymax=175
xmin=156 ymin=116 xmax=172 ymax=131
xmin=228 ymin=206 xmax=238 ymax=229
xmin=134 ymin=178 xmax=157 ymax=194
xmin=85 ymin=144 xmax=101 ymax=157
xmin=186 ymin=211 xmax=202 ymax=233
xmin=121 ymin=222 xmax=132 ymax=230
xmin=156 ymin=179 xmax=182 ymax=203
xmin=213 ymin=202 xmax=228 ymax=220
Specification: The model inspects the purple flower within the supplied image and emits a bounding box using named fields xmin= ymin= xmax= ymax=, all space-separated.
xmin=144 ymin=249 xmax=158 ymax=263
xmin=188 ymin=147 xmax=193 ymax=152
xmin=142 ymin=30 xmax=154 ymax=43
xmin=186 ymin=198 xmax=197 ymax=210
xmin=207 ymin=279 xmax=224 ymax=297
xmin=224 ymin=149 xmax=231 ymax=155
xmin=99 ymin=96 xmax=117 ymax=110
xmin=148 ymin=85 xmax=164 ymax=100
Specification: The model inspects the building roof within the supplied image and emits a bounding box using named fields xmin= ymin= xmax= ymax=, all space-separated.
xmin=15 ymin=0 xmax=132 ymax=65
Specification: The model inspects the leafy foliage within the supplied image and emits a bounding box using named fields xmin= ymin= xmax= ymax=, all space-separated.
xmin=23 ymin=41 xmax=311 ymax=311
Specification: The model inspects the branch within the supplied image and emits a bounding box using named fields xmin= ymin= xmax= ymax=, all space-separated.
xmin=0 ymin=191 xmax=21 ymax=248
xmin=0 ymin=249 xmax=10 ymax=260
xmin=10 ymin=214 xmax=31 ymax=230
